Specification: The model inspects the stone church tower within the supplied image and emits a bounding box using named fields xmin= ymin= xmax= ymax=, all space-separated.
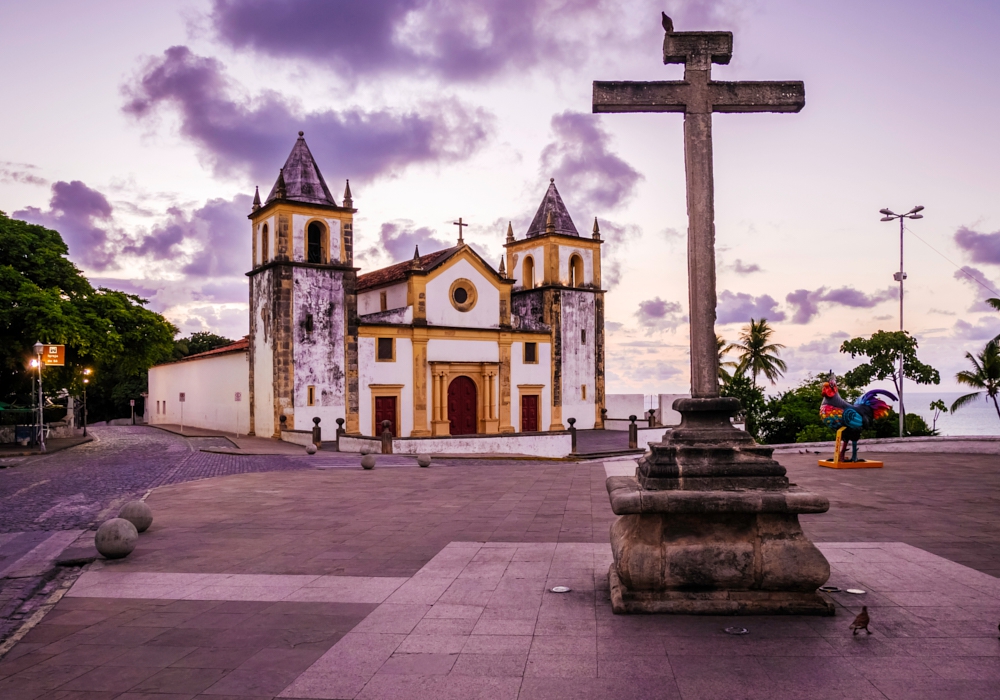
xmin=246 ymin=132 xmax=358 ymax=438
xmin=505 ymin=180 xmax=605 ymax=430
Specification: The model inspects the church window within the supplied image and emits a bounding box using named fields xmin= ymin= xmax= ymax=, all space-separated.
xmin=379 ymin=291 xmax=387 ymax=312
xmin=261 ymin=224 xmax=269 ymax=264
xmin=524 ymin=342 xmax=537 ymax=364
xmin=377 ymin=337 xmax=395 ymax=362
xmin=307 ymin=221 xmax=325 ymax=263
xmin=581 ymin=329 xmax=586 ymax=345
xmin=307 ymin=386 xmax=316 ymax=406
xmin=569 ymin=254 xmax=584 ymax=287
xmin=449 ymin=279 xmax=477 ymax=312
xmin=582 ymin=385 xmax=587 ymax=400
xmin=156 ymin=401 xmax=160 ymax=414
xmin=304 ymin=313 xmax=314 ymax=333
xmin=523 ymin=256 xmax=535 ymax=289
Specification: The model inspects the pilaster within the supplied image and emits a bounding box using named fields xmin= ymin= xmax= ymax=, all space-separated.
xmin=411 ymin=328 xmax=430 ymax=436
xmin=498 ymin=334 xmax=514 ymax=433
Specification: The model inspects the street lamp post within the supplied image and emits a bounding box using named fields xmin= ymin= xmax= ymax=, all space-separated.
xmin=82 ymin=369 xmax=92 ymax=437
xmin=879 ymin=206 xmax=925 ymax=437
xmin=32 ymin=341 xmax=46 ymax=453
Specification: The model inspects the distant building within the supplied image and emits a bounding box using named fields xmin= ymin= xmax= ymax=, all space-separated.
xmin=149 ymin=134 xmax=607 ymax=439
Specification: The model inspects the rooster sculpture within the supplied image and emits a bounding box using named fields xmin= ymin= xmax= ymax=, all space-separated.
xmin=819 ymin=373 xmax=896 ymax=462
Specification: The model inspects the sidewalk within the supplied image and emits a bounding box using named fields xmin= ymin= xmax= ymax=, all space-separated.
xmin=0 ymin=435 xmax=93 ymax=459
xmin=149 ymin=424 xmax=311 ymax=455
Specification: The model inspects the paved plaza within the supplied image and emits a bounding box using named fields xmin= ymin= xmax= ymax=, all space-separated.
xmin=1 ymin=427 xmax=999 ymax=698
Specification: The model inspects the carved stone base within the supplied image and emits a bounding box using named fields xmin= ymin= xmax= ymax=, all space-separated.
xmin=609 ymin=565 xmax=834 ymax=615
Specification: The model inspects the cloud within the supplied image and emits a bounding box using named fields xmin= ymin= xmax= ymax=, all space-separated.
xmin=730 ymin=259 xmax=761 ymax=275
xmin=15 ymin=180 xmax=119 ymax=269
xmin=0 ymin=161 xmax=48 ymax=186
xmin=208 ymin=0 xmax=618 ymax=83
xmin=716 ymin=290 xmax=785 ymax=325
xmin=785 ymin=285 xmax=897 ymax=324
xmin=540 ymin=111 xmax=642 ymax=212
xmin=952 ymin=316 xmax=1000 ymax=341
xmin=122 ymin=46 xmax=494 ymax=185
xmin=635 ymin=297 xmax=686 ymax=333
xmin=954 ymin=226 xmax=1000 ymax=265
xmin=606 ymin=321 xmax=623 ymax=333
xmin=360 ymin=220 xmax=453 ymax=265
xmin=795 ymin=331 xmax=849 ymax=354
xmin=953 ymin=265 xmax=1000 ymax=311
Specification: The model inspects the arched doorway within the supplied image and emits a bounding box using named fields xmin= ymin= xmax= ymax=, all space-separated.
xmin=447 ymin=376 xmax=477 ymax=435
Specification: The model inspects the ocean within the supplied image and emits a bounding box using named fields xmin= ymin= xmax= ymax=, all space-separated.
xmin=906 ymin=391 xmax=1000 ymax=436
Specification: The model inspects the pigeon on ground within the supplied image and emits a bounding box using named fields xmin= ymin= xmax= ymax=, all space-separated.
xmin=850 ymin=606 xmax=871 ymax=635
xmin=662 ymin=12 xmax=674 ymax=33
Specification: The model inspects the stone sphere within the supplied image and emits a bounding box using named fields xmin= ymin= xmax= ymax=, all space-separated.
xmin=118 ymin=500 xmax=153 ymax=533
xmin=361 ymin=453 xmax=376 ymax=470
xmin=306 ymin=444 xmax=317 ymax=455
xmin=95 ymin=518 xmax=138 ymax=559
xmin=417 ymin=454 xmax=431 ymax=468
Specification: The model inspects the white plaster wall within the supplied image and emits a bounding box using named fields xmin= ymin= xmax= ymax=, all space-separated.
xmin=256 ymin=215 xmax=275 ymax=266
xmin=358 ymin=336 xmax=413 ymax=436
xmin=510 ymin=245 xmax=544 ymax=290
xmin=510 ymin=340 xmax=551 ymax=432
xmin=558 ymin=245 xmax=595 ymax=287
xmin=291 ymin=268 xmax=347 ymax=432
xmin=606 ymin=394 xmax=645 ymax=420
xmin=658 ymin=394 xmax=690 ymax=426
xmin=427 ymin=339 xmax=498 ymax=363
xmin=339 ymin=433 xmax=573 ymax=458
xmin=149 ymin=353 xmax=250 ymax=433
xmin=251 ymin=267 xmax=275 ymax=438
xmin=291 ymin=214 xmax=342 ymax=263
xmin=358 ymin=282 xmax=407 ymax=315
xmin=425 ymin=259 xmax=500 ymax=328
xmin=561 ymin=291 xmax=596 ymax=430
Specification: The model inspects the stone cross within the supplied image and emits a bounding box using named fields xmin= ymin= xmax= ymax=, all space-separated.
xmin=594 ymin=26 xmax=804 ymax=399
xmin=453 ymin=217 xmax=468 ymax=245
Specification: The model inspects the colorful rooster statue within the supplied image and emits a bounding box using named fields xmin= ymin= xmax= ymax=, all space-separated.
xmin=819 ymin=373 xmax=896 ymax=462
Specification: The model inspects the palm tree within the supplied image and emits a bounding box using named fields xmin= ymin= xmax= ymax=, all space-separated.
xmin=951 ymin=339 xmax=1000 ymax=422
xmin=734 ymin=318 xmax=787 ymax=389
xmin=717 ymin=335 xmax=740 ymax=382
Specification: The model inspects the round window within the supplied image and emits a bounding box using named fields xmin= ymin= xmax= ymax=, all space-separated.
xmin=449 ymin=279 xmax=477 ymax=312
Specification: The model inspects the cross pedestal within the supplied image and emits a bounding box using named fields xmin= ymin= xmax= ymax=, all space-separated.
xmin=594 ymin=26 xmax=833 ymax=615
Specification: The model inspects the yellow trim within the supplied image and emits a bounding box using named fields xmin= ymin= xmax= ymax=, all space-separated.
xmin=498 ymin=334 xmax=513 ymax=433
xmin=307 ymin=385 xmax=316 ymax=406
xmin=516 ymin=384 xmax=544 ymax=432
xmin=523 ymin=341 xmax=539 ymax=364
xmin=448 ymin=278 xmax=478 ymax=313
xmin=369 ymin=384 xmax=403 ymax=438
xmin=429 ymin=362 xmax=500 ymax=436
xmin=304 ymin=218 xmax=330 ymax=263
xmin=358 ymin=326 xmax=551 ymax=343
xmin=411 ymin=329 xmax=429 ymax=436
xmin=375 ymin=337 xmax=396 ymax=362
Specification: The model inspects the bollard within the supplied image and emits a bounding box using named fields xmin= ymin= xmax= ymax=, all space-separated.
xmin=279 ymin=415 xmax=287 ymax=434
xmin=335 ymin=418 xmax=345 ymax=452
xmin=600 ymin=407 xmax=608 ymax=429
xmin=647 ymin=409 xmax=656 ymax=428
xmin=312 ymin=416 xmax=321 ymax=448
xmin=381 ymin=420 xmax=393 ymax=454
xmin=628 ymin=414 xmax=638 ymax=450
xmin=567 ymin=417 xmax=577 ymax=453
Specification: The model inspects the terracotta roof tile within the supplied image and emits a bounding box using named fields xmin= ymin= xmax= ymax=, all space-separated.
xmin=356 ymin=247 xmax=459 ymax=291
xmin=158 ymin=338 xmax=249 ymax=366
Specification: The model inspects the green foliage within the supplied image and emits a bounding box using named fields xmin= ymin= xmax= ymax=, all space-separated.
xmin=840 ymin=330 xmax=940 ymax=395
xmin=0 ymin=211 xmax=177 ymax=421
xmin=720 ymin=372 xmax=766 ymax=441
xmin=733 ymin=319 xmax=787 ymax=388
xmin=716 ymin=335 xmax=739 ymax=382
xmin=951 ymin=339 xmax=1000 ymax=423
xmin=756 ymin=374 xmax=859 ymax=445
xmin=929 ymin=399 xmax=948 ymax=431
xmin=173 ymin=331 xmax=234 ymax=360
xmin=904 ymin=412 xmax=935 ymax=437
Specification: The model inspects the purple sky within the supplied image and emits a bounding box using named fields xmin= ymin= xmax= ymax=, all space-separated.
xmin=3 ymin=0 xmax=999 ymax=394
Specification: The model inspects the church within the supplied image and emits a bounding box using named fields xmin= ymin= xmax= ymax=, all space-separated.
xmin=148 ymin=133 xmax=607 ymax=442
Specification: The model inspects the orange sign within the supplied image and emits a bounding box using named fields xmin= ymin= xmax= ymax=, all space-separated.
xmin=40 ymin=345 xmax=65 ymax=366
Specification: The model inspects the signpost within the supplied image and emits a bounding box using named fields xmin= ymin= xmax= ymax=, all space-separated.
xmin=130 ymin=399 xmax=136 ymax=425
xmin=40 ymin=344 xmax=65 ymax=366
xmin=234 ymin=392 xmax=242 ymax=437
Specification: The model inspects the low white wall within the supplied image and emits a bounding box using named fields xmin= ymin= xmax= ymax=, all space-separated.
xmin=280 ymin=430 xmax=315 ymax=447
xmin=637 ymin=427 xmax=667 ymax=446
xmin=605 ymin=418 xmax=657 ymax=431
xmin=658 ymin=394 xmax=690 ymax=426
xmin=339 ymin=432 xmax=573 ymax=458
xmin=148 ymin=352 xmax=250 ymax=434
xmin=770 ymin=436 xmax=1000 ymax=455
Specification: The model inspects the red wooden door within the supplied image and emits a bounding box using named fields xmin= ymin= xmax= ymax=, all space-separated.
xmin=374 ymin=396 xmax=397 ymax=436
xmin=447 ymin=376 xmax=478 ymax=435
xmin=521 ymin=395 xmax=538 ymax=432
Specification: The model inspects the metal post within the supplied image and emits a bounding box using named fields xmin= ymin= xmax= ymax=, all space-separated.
xmin=898 ymin=216 xmax=905 ymax=438
xmin=36 ymin=351 xmax=46 ymax=453
xmin=83 ymin=383 xmax=87 ymax=437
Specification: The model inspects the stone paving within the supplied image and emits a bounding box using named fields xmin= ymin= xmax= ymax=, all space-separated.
xmin=1 ymin=431 xmax=1000 ymax=698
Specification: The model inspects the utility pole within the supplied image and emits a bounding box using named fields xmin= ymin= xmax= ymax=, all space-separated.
xmin=82 ymin=369 xmax=91 ymax=437
xmin=880 ymin=206 xmax=924 ymax=437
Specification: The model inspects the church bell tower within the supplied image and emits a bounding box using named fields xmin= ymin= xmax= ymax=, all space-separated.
xmin=247 ymin=132 xmax=359 ymax=438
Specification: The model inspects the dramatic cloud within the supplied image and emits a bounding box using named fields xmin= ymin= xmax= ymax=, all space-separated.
xmin=635 ymin=297 xmax=686 ymax=333
xmin=360 ymin=220 xmax=453 ymax=265
xmin=953 ymin=316 xmax=1000 ymax=341
xmin=716 ymin=290 xmax=785 ymax=325
xmin=540 ymin=111 xmax=642 ymax=212
xmin=15 ymin=181 xmax=118 ymax=269
xmin=122 ymin=46 xmax=494 ymax=184
xmin=0 ymin=161 xmax=48 ymax=186
xmin=730 ymin=259 xmax=761 ymax=275
xmin=953 ymin=266 xmax=1000 ymax=311
xmin=785 ymin=286 xmax=897 ymax=324
xmin=954 ymin=227 xmax=1000 ymax=265
xmin=209 ymin=0 xmax=619 ymax=83
xmin=795 ymin=332 xmax=849 ymax=355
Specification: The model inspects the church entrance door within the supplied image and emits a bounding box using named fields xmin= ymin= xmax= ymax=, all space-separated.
xmin=374 ymin=396 xmax=397 ymax=437
xmin=447 ymin=376 xmax=477 ymax=435
xmin=521 ymin=395 xmax=538 ymax=432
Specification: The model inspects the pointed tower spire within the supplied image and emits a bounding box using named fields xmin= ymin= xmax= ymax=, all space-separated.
xmin=252 ymin=186 xmax=261 ymax=212
xmin=505 ymin=221 xmax=515 ymax=244
xmin=274 ymin=168 xmax=287 ymax=200
xmin=525 ymin=178 xmax=579 ymax=238
xmin=499 ymin=256 xmax=506 ymax=278
xmin=592 ymin=217 xmax=601 ymax=240
xmin=343 ymin=179 xmax=353 ymax=208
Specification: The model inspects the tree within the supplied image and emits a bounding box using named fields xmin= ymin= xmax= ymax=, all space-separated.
xmin=720 ymin=372 xmax=766 ymax=441
xmin=840 ymin=330 xmax=940 ymax=424
xmin=716 ymin=335 xmax=740 ymax=382
xmin=174 ymin=332 xmax=234 ymax=359
xmin=929 ymin=399 xmax=948 ymax=432
xmin=951 ymin=340 xmax=1000 ymax=423
xmin=733 ymin=318 xmax=787 ymax=389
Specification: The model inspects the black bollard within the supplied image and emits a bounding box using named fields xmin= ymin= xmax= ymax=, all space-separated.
xmin=381 ymin=420 xmax=393 ymax=454
xmin=335 ymin=418 xmax=345 ymax=452
xmin=647 ymin=408 xmax=656 ymax=428
xmin=567 ymin=417 xmax=577 ymax=454
xmin=600 ymin=407 xmax=608 ymax=429
xmin=312 ymin=416 xmax=321 ymax=448
xmin=279 ymin=415 xmax=287 ymax=434
xmin=628 ymin=414 xmax=638 ymax=450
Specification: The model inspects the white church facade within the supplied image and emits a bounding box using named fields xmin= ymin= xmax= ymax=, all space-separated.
xmin=148 ymin=133 xmax=607 ymax=441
